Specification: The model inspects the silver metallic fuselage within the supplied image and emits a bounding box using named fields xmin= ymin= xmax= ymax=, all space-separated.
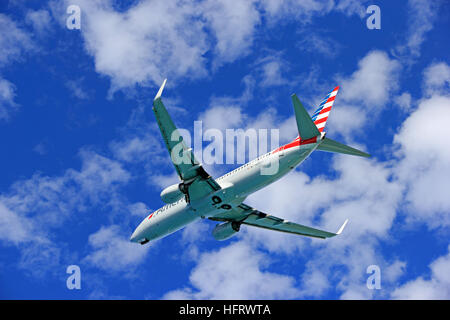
xmin=130 ymin=141 xmax=319 ymax=243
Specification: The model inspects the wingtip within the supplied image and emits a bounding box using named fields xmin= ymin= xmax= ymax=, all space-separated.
xmin=154 ymin=78 xmax=167 ymax=101
xmin=336 ymin=219 xmax=349 ymax=235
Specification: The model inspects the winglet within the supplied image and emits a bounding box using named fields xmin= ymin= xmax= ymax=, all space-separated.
xmin=154 ymin=78 xmax=167 ymax=101
xmin=336 ymin=219 xmax=349 ymax=235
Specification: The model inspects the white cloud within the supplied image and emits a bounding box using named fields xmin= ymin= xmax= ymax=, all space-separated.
xmin=330 ymin=51 xmax=401 ymax=140
xmin=243 ymin=153 xmax=401 ymax=252
xmin=180 ymin=220 xmax=210 ymax=261
xmin=111 ymin=134 xmax=162 ymax=163
xmin=393 ymin=0 xmax=438 ymax=62
xmin=296 ymin=32 xmax=343 ymax=58
xmin=69 ymin=150 xmax=131 ymax=203
xmin=423 ymin=62 xmax=450 ymax=96
xmin=261 ymin=0 xmax=367 ymax=22
xmin=182 ymin=220 xmax=209 ymax=244
xmin=0 ymin=76 xmax=18 ymax=120
xmin=199 ymin=105 xmax=245 ymax=132
xmin=391 ymin=246 xmax=450 ymax=299
xmin=338 ymin=51 xmax=401 ymax=109
xmin=65 ymin=78 xmax=90 ymax=100
xmin=255 ymin=55 xmax=289 ymax=87
xmin=163 ymin=241 xmax=300 ymax=299
xmin=18 ymin=241 xmax=63 ymax=278
xmin=0 ymin=150 xmax=132 ymax=275
xmin=127 ymin=202 xmax=150 ymax=217
xmin=0 ymin=14 xmax=34 ymax=120
xmin=0 ymin=202 xmax=33 ymax=244
xmin=201 ymin=0 xmax=260 ymax=68
xmin=0 ymin=13 xmax=34 ymax=67
xmin=149 ymin=172 xmax=179 ymax=190
xmin=394 ymin=94 xmax=450 ymax=228
xmin=65 ymin=0 xmax=208 ymax=92
xmin=33 ymin=141 xmax=47 ymax=155
xmin=333 ymin=0 xmax=369 ymax=18
xmin=394 ymin=92 xmax=412 ymax=112
xmin=328 ymin=105 xmax=367 ymax=140
xmin=25 ymin=9 xmax=53 ymax=35
xmin=84 ymin=225 xmax=150 ymax=273
xmin=384 ymin=260 xmax=407 ymax=284
xmin=58 ymin=0 xmax=374 ymax=93
xmin=198 ymin=75 xmax=255 ymax=129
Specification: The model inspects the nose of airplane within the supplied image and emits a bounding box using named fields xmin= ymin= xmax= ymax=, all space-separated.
xmin=129 ymin=229 xmax=140 ymax=243
xmin=130 ymin=224 xmax=144 ymax=243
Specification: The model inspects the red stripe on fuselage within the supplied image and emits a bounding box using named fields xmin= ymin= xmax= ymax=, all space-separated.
xmin=273 ymin=136 xmax=318 ymax=153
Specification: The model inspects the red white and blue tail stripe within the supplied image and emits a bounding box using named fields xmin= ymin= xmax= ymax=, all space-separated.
xmin=311 ymin=86 xmax=339 ymax=133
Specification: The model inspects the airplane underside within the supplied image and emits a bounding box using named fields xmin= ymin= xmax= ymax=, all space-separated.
xmin=130 ymin=80 xmax=369 ymax=245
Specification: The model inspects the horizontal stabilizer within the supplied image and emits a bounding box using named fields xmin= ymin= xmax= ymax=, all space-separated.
xmin=317 ymin=137 xmax=371 ymax=158
xmin=291 ymin=94 xmax=320 ymax=140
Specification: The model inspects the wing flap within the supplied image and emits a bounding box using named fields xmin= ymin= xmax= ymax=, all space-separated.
xmin=242 ymin=212 xmax=343 ymax=239
xmin=210 ymin=203 xmax=347 ymax=239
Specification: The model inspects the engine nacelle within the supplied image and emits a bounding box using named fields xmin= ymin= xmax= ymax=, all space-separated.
xmin=212 ymin=221 xmax=240 ymax=241
xmin=160 ymin=184 xmax=184 ymax=204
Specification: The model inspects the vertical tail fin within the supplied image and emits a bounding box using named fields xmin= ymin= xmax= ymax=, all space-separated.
xmin=291 ymin=94 xmax=320 ymax=140
xmin=311 ymin=86 xmax=339 ymax=133
xmin=289 ymin=87 xmax=371 ymax=158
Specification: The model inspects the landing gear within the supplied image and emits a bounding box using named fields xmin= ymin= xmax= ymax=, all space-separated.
xmin=178 ymin=183 xmax=188 ymax=194
xmin=178 ymin=182 xmax=190 ymax=203
xmin=139 ymin=238 xmax=150 ymax=245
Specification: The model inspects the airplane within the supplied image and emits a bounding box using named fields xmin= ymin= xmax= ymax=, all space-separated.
xmin=130 ymin=80 xmax=370 ymax=245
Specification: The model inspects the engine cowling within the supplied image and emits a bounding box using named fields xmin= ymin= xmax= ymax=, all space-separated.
xmin=212 ymin=221 xmax=240 ymax=241
xmin=160 ymin=184 xmax=184 ymax=204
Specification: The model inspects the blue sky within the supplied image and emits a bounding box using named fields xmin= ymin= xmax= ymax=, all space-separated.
xmin=0 ymin=0 xmax=449 ymax=299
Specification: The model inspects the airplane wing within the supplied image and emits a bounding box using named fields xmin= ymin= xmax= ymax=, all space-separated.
xmin=210 ymin=203 xmax=348 ymax=239
xmin=152 ymin=79 xmax=221 ymax=202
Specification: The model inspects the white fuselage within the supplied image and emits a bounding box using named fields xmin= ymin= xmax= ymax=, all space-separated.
xmin=130 ymin=138 xmax=320 ymax=243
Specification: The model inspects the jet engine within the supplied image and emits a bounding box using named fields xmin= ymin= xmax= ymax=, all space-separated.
xmin=212 ymin=221 xmax=240 ymax=241
xmin=160 ymin=184 xmax=184 ymax=203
